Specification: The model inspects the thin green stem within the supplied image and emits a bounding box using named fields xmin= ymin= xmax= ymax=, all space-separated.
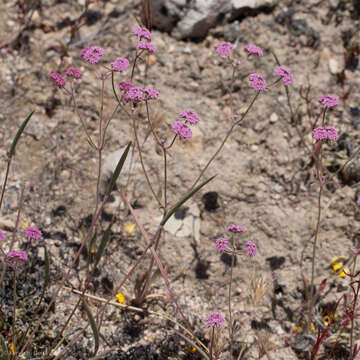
xmin=228 ymin=238 xmax=235 ymax=360
xmin=191 ymin=92 xmax=260 ymax=189
xmin=12 ymin=270 xmax=16 ymax=355
xmin=0 ymin=157 xmax=11 ymax=212
xmin=209 ymin=327 xmax=214 ymax=360
xmin=309 ymin=179 xmax=323 ymax=326
xmin=132 ymin=113 xmax=163 ymax=207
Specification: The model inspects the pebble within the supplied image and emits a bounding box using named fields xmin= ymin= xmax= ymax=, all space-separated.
xmin=329 ymin=58 xmax=341 ymax=75
xmin=250 ymin=144 xmax=258 ymax=152
xmin=270 ymin=113 xmax=278 ymax=123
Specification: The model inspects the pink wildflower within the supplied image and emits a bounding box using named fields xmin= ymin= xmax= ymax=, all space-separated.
xmin=137 ymin=41 xmax=156 ymax=53
xmin=172 ymin=121 xmax=192 ymax=140
xmin=123 ymin=86 xmax=143 ymax=102
xmin=312 ymin=127 xmax=328 ymax=140
xmin=66 ymin=67 xmax=82 ymax=79
xmin=325 ymin=126 xmax=339 ymax=141
xmin=144 ymin=88 xmax=160 ymax=100
xmin=357 ymin=197 xmax=360 ymax=206
xmin=318 ymin=95 xmax=339 ymax=108
xmin=119 ymin=81 xmax=133 ymax=91
xmin=227 ymin=224 xmax=245 ymax=233
xmin=0 ymin=230 xmax=4 ymax=241
xmin=249 ymin=73 xmax=267 ymax=91
xmin=244 ymin=44 xmax=263 ymax=56
xmin=80 ymin=46 xmax=105 ymax=64
xmin=49 ymin=72 xmax=66 ymax=88
xmin=246 ymin=241 xmax=258 ymax=256
xmin=133 ymin=27 xmax=152 ymax=40
xmin=215 ymin=237 xmax=228 ymax=252
xmin=205 ymin=312 xmax=226 ymax=328
xmin=180 ymin=110 xmax=200 ymax=124
xmin=111 ymin=57 xmax=130 ymax=72
xmin=352 ymin=248 xmax=360 ymax=255
xmin=274 ymin=66 xmax=294 ymax=86
xmin=216 ymin=42 xmax=233 ymax=56
xmin=6 ymin=250 xmax=28 ymax=269
xmin=25 ymin=226 xmax=42 ymax=240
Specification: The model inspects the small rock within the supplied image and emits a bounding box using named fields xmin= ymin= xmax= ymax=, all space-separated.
xmin=251 ymin=144 xmax=258 ymax=152
xmin=60 ymin=170 xmax=71 ymax=180
xmin=329 ymin=58 xmax=341 ymax=75
xmin=270 ymin=113 xmax=278 ymax=123
xmin=0 ymin=216 xmax=15 ymax=231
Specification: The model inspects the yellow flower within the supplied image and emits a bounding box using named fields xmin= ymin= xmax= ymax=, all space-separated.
xmin=294 ymin=325 xmax=302 ymax=333
xmin=185 ymin=346 xmax=196 ymax=353
xmin=125 ymin=223 xmax=136 ymax=234
xmin=10 ymin=342 xmax=15 ymax=354
xmin=330 ymin=256 xmax=349 ymax=278
xmin=23 ymin=222 xmax=29 ymax=229
xmin=116 ymin=293 xmax=125 ymax=304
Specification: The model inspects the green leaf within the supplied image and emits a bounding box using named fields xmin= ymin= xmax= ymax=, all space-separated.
xmin=89 ymin=228 xmax=97 ymax=255
xmin=44 ymin=246 xmax=50 ymax=287
xmin=107 ymin=142 xmax=132 ymax=195
xmin=161 ymin=175 xmax=216 ymax=226
xmin=157 ymin=185 xmax=162 ymax=202
xmin=82 ymin=300 xmax=100 ymax=356
xmin=0 ymin=334 xmax=10 ymax=360
xmin=95 ymin=220 xmax=114 ymax=265
xmin=9 ymin=111 xmax=34 ymax=157
xmin=271 ymin=50 xmax=281 ymax=67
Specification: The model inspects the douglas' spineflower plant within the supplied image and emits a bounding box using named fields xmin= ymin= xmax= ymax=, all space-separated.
xmin=216 ymin=41 xmax=233 ymax=57
xmin=318 ymin=95 xmax=339 ymax=108
xmin=25 ymin=226 xmax=42 ymax=240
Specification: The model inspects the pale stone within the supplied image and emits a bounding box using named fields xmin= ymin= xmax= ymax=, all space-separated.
xmin=270 ymin=112 xmax=278 ymax=123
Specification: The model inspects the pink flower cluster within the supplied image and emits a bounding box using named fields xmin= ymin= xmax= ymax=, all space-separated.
xmin=215 ymin=237 xmax=228 ymax=252
xmin=172 ymin=121 xmax=192 ymax=140
xmin=119 ymin=82 xmax=160 ymax=102
xmin=216 ymin=42 xmax=233 ymax=57
xmin=6 ymin=250 xmax=28 ymax=269
xmin=66 ymin=67 xmax=82 ymax=79
xmin=205 ymin=312 xmax=226 ymax=328
xmin=0 ymin=229 xmax=4 ymax=241
xmin=274 ymin=66 xmax=294 ymax=86
xmin=133 ymin=27 xmax=152 ymax=41
xmin=172 ymin=110 xmax=200 ymax=140
xmin=244 ymin=44 xmax=263 ymax=57
xmin=81 ymin=46 xmax=105 ymax=64
xmin=318 ymin=95 xmax=339 ymax=108
xmin=249 ymin=73 xmax=267 ymax=91
xmin=180 ymin=110 xmax=200 ymax=124
xmin=133 ymin=27 xmax=155 ymax=53
xmin=312 ymin=126 xmax=339 ymax=141
xmin=111 ymin=57 xmax=130 ymax=72
xmin=227 ymin=224 xmax=245 ymax=233
xmin=137 ymin=41 xmax=156 ymax=53
xmin=246 ymin=241 xmax=258 ymax=256
xmin=25 ymin=226 xmax=42 ymax=240
xmin=214 ymin=224 xmax=258 ymax=256
xmin=49 ymin=72 xmax=66 ymax=88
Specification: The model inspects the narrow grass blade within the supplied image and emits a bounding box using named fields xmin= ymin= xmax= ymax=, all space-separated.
xmin=161 ymin=175 xmax=215 ymax=226
xmin=44 ymin=246 xmax=50 ymax=287
xmin=82 ymin=300 xmax=100 ymax=356
xmin=0 ymin=335 xmax=10 ymax=360
xmin=9 ymin=111 xmax=34 ymax=157
xmin=95 ymin=220 xmax=114 ymax=266
xmin=107 ymin=142 xmax=132 ymax=195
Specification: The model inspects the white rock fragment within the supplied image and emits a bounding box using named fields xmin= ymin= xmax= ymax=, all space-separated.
xmin=328 ymin=58 xmax=341 ymax=75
